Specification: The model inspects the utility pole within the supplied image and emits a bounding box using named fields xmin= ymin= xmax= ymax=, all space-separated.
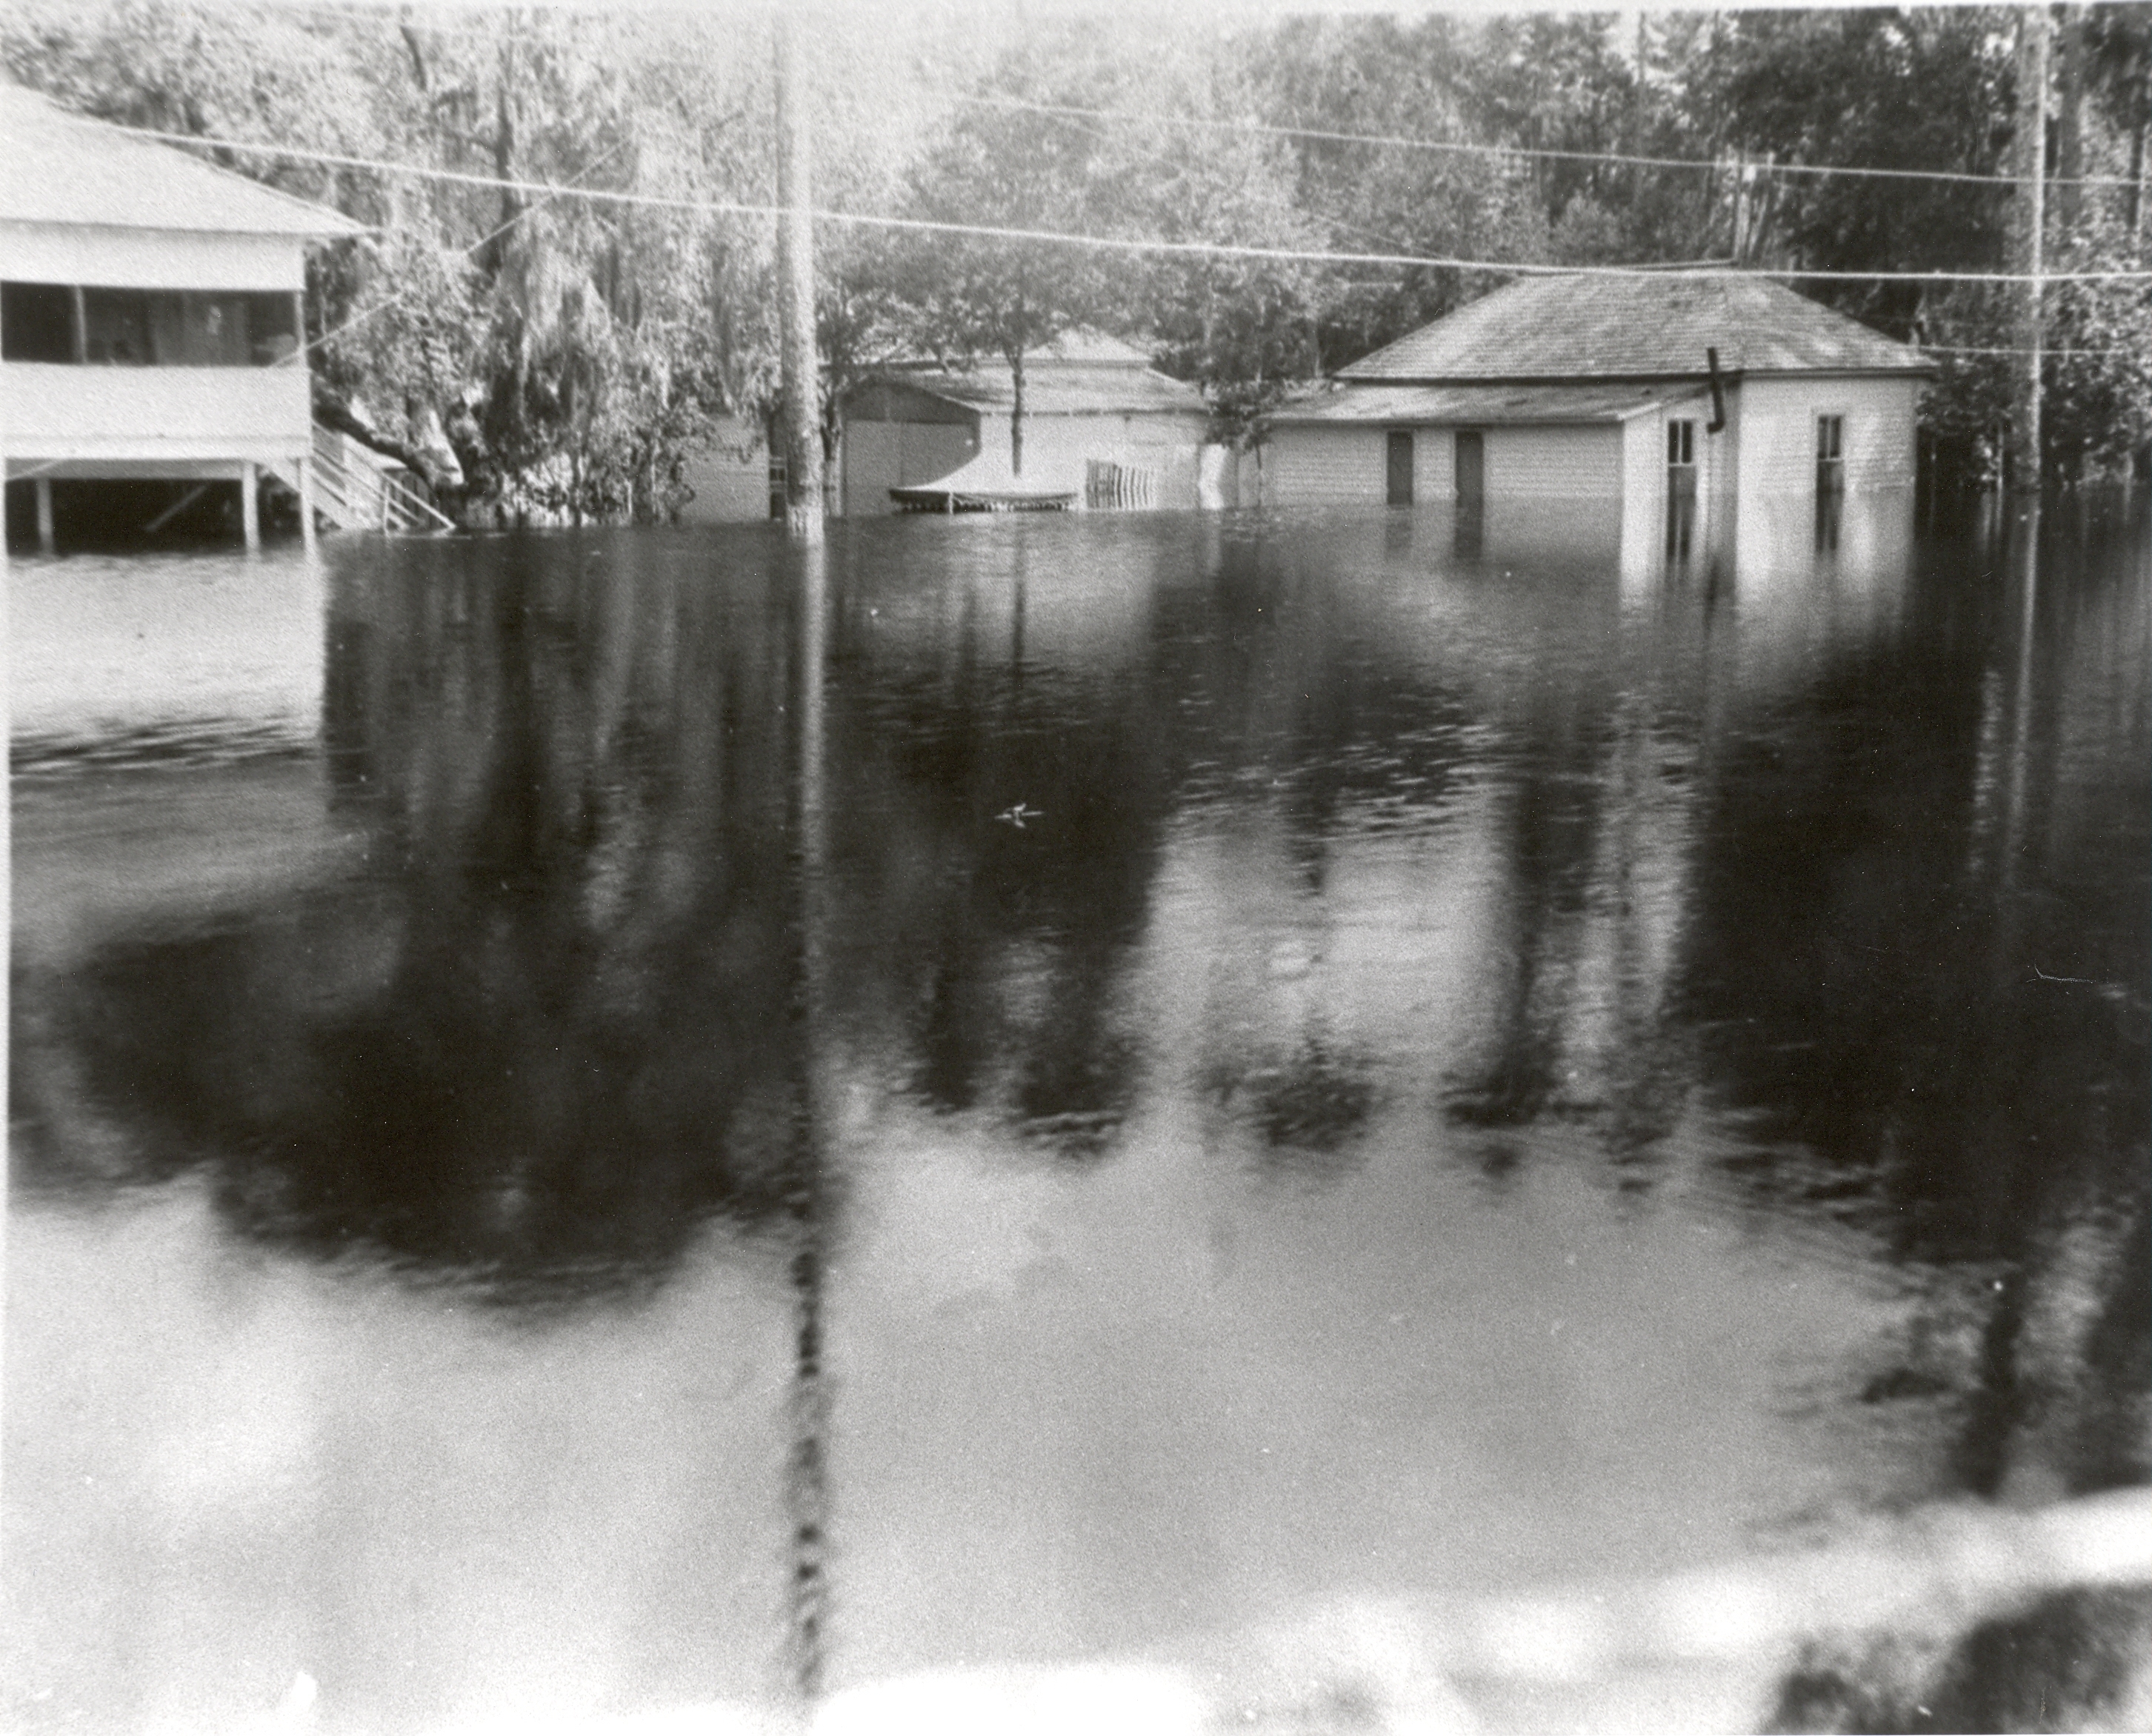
xmin=2012 ymin=4 xmax=2050 ymax=495
xmin=774 ymin=15 xmax=825 ymax=543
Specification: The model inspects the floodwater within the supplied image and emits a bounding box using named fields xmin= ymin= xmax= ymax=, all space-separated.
xmin=7 ymin=495 xmax=2148 ymax=1735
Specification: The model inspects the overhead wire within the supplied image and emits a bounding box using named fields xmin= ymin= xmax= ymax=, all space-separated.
xmin=106 ymin=121 xmax=2152 ymax=286
xmin=298 ymin=137 xmax=631 ymax=360
xmin=956 ymin=92 xmax=2144 ymax=190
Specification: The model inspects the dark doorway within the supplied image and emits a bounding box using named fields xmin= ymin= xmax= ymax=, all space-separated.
xmin=1386 ymin=431 xmax=1414 ymax=507
xmin=1454 ymin=430 xmax=1485 ymax=513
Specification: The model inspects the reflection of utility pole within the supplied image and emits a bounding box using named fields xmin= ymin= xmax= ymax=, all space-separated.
xmin=2012 ymin=4 xmax=2051 ymax=494
xmin=784 ymin=541 xmax=832 ymax=1710
xmin=774 ymin=16 xmax=825 ymax=544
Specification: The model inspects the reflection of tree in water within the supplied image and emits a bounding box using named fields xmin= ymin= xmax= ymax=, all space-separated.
xmin=832 ymin=550 xmax=1183 ymax=1155
xmin=1684 ymin=518 xmax=2152 ymax=1730
xmin=1202 ymin=1031 xmax=1379 ymax=1182
xmin=18 ymin=538 xmax=815 ymax=1306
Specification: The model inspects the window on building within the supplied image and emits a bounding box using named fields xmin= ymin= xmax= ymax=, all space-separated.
xmin=10 ymin=284 xmax=299 ymax=366
xmin=82 ymin=288 xmax=151 ymax=364
xmin=1667 ymin=418 xmax=1696 ymax=471
xmin=1816 ymin=414 xmax=1845 ymax=495
xmin=1 ymin=281 xmax=76 ymax=361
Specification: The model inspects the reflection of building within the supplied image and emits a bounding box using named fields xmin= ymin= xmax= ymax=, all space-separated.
xmin=0 ymin=82 xmax=362 ymax=552
xmin=836 ymin=331 xmax=1210 ymax=517
xmin=1258 ymin=273 xmax=1931 ymax=579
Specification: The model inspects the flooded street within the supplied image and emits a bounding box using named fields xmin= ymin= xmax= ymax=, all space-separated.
xmin=7 ymin=498 xmax=2148 ymax=1733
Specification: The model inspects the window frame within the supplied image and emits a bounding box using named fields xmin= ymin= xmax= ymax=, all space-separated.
xmin=4 ymin=281 xmax=301 ymax=367
xmin=1815 ymin=412 xmax=1847 ymax=496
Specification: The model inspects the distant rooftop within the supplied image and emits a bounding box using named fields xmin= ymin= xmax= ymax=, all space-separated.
xmin=868 ymin=330 xmax=1205 ymax=418
xmin=0 ymin=80 xmax=364 ymax=238
xmin=1338 ymin=273 xmax=1931 ymax=382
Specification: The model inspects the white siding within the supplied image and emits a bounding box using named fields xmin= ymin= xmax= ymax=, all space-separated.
xmin=676 ymin=417 xmax=771 ymax=524
xmin=1258 ymin=427 xmax=1386 ymax=507
xmin=1735 ymin=374 xmax=1919 ymax=498
xmin=1260 ymin=423 xmax=1622 ymax=508
xmin=1412 ymin=430 xmax=1448 ymax=503
xmin=999 ymin=412 xmax=1206 ymax=509
xmin=2 ymin=360 xmax=310 ymax=461
xmin=1619 ymin=413 xmax=1661 ymax=594
xmin=0 ymin=222 xmax=304 ymax=290
xmin=1485 ymin=424 xmax=1622 ymax=498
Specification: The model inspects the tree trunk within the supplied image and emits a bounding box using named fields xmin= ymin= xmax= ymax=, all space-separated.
xmin=1010 ymin=345 xmax=1025 ymax=478
xmin=484 ymin=32 xmax=521 ymax=281
xmin=2011 ymin=5 xmax=2051 ymax=494
xmin=314 ymin=389 xmax=450 ymax=487
xmin=2055 ymin=4 xmax=2086 ymax=233
xmin=774 ymin=16 xmax=825 ymax=543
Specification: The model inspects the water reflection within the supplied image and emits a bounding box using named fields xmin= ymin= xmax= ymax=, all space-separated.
xmin=8 ymin=490 xmax=2148 ymax=1731
xmin=18 ymin=538 xmax=819 ymax=1304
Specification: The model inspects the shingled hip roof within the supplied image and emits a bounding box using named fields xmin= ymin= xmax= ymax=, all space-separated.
xmin=0 ymin=80 xmax=364 ymax=238
xmin=1337 ymin=273 xmax=1931 ymax=382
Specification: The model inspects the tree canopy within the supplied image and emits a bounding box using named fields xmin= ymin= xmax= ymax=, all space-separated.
xmin=4 ymin=0 xmax=2145 ymax=510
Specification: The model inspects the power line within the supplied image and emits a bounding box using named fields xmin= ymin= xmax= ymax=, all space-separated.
xmin=1925 ymin=344 xmax=2145 ymax=356
xmin=957 ymin=93 xmax=2143 ymax=191
xmin=300 ymin=138 xmax=630 ymax=360
xmin=113 ymin=121 xmax=2152 ymax=285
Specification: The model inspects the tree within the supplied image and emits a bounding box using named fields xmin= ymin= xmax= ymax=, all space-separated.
xmin=888 ymin=40 xmax=1122 ymax=477
xmin=1246 ymin=14 xmax=1548 ymax=370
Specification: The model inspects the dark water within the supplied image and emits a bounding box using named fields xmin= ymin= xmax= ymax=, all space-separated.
xmin=7 ymin=496 xmax=2148 ymax=1733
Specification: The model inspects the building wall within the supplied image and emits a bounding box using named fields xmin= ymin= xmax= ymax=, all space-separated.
xmin=1731 ymin=373 xmax=1918 ymax=587
xmin=1615 ymin=392 xmax=1726 ymax=593
xmin=0 ymin=222 xmax=304 ymax=291
xmin=842 ymin=419 xmax=981 ymax=517
xmin=1255 ymin=426 xmax=1381 ymax=507
xmin=1734 ymin=374 xmax=1919 ymax=499
xmin=2 ymin=361 xmax=311 ymax=465
xmin=1261 ymin=422 xmax=1622 ymax=508
xmin=975 ymin=411 xmax=1207 ymax=510
xmin=675 ymin=417 xmax=773 ymax=525
xmin=1488 ymin=424 xmax=1622 ymax=500
xmin=842 ymin=408 xmax=1205 ymax=515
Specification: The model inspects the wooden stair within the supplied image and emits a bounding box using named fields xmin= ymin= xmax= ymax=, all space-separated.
xmin=268 ymin=426 xmax=456 ymax=534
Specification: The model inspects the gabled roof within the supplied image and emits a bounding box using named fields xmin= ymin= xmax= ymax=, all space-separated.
xmin=862 ymin=330 xmax=1206 ymax=418
xmin=1268 ymin=380 xmax=1709 ymax=426
xmin=890 ymin=366 xmax=1206 ymax=418
xmin=1338 ymin=273 xmax=1931 ymax=382
xmin=1016 ymin=329 xmax=1156 ymax=368
xmin=0 ymin=81 xmax=364 ymax=238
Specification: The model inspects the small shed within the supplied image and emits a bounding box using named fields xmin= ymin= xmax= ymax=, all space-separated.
xmin=1 ymin=81 xmax=363 ymax=553
xmin=838 ymin=331 xmax=1210 ymax=518
xmin=1259 ymin=273 xmax=1931 ymax=573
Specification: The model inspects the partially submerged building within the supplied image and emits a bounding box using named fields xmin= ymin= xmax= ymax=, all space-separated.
xmin=1 ymin=81 xmax=364 ymax=552
xmin=837 ymin=332 xmax=1210 ymax=516
xmin=1258 ymin=273 xmax=1931 ymax=575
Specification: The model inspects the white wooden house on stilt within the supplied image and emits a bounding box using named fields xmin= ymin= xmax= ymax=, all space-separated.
xmin=0 ymin=81 xmax=394 ymax=555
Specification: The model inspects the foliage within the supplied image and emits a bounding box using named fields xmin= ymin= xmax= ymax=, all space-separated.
xmin=2 ymin=0 xmax=2145 ymax=498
